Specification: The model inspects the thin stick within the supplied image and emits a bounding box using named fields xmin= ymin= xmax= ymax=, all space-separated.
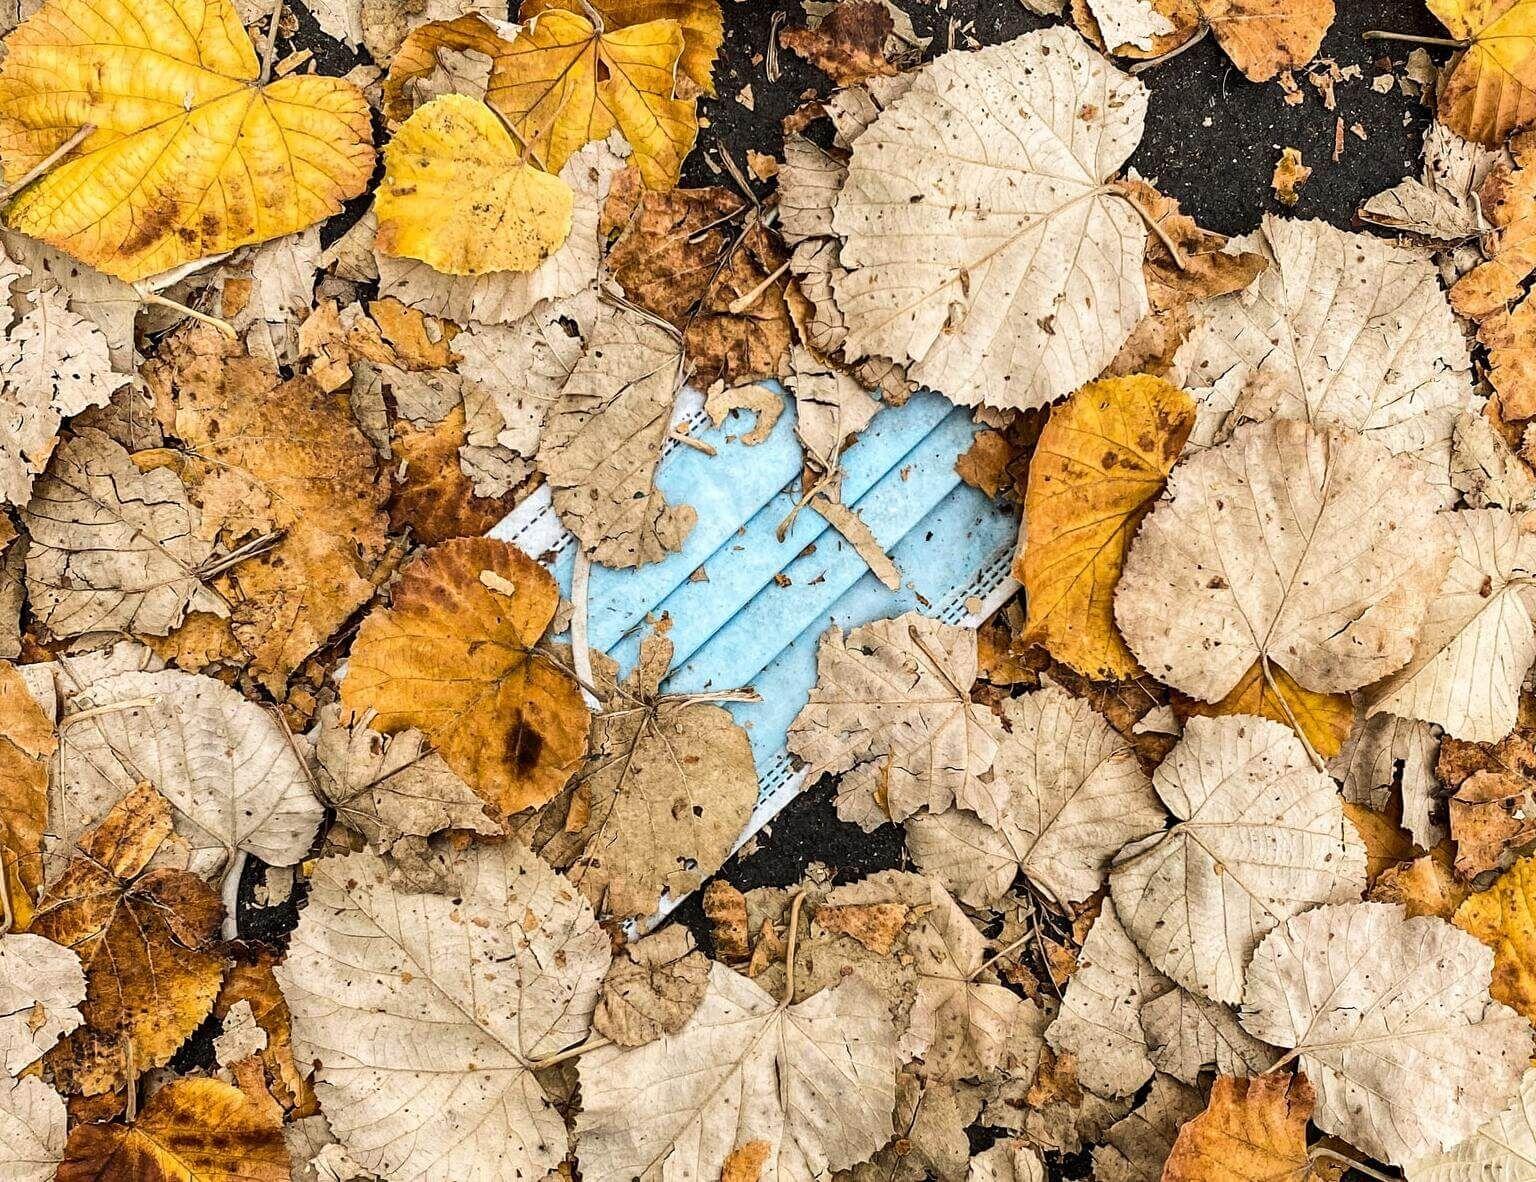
xmin=667 ymin=429 xmax=717 ymax=456
xmin=780 ymin=889 xmax=810 ymax=1009
xmin=529 ymin=1032 xmax=613 ymax=1070
xmin=198 ymin=530 xmax=285 ymax=579
xmin=1308 ymin=1147 xmax=1398 ymax=1182
xmin=728 ymin=259 xmax=792 ymax=314
xmin=1108 ymin=184 xmax=1188 ymax=270
xmin=968 ymin=932 xmax=1031 ymax=983
xmin=220 ymin=850 xmax=246 ymax=941
xmin=60 ymin=697 xmax=157 ymax=726
xmin=138 ymin=289 xmax=238 ymax=338
xmin=1130 ymin=23 xmax=1209 ymax=74
xmin=260 ymin=0 xmax=285 ymax=84
xmin=1361 ymin=30 xmax=1467 ymax=49
xmin=0 ymin=851 xmax=12 ymax=936
xmin=570 ymin=551 xmax=598 ymax=710
xmin=0 ymin=124 xmax=96 ymax=205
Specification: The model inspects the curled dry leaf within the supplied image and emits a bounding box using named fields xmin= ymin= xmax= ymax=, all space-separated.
xmin=0 ymin=933 xmax=84 ymax=1076
xmin=1240 ymin=901 xmax=1535 ymax=1166
xmin=0 ymin=1077 xmax=66 ymax=1182
xmin=1440 ymin=728 xmax=1536 ymax=876
xmin=576 ymin=962 xmax=897 ymax=1182
xmin=537 ymin=307 xmax=696 ymax=568
xmin=56 ymin=1077 xmax=288 ymax=1182
xmin=33 ymin=783 xmax=225 ymax=1097
xmin=1432 ymin=0 xmax=1536 ymax=145
xmin=278 ymin=844 xmax=611 ymax=1182
xmin=1073 ymin=0 xmax=1200 ymax=59
xmin=1110 ymin=714 xmax=1366 ymax=1005
xmin=1172 ymin=217 xmax=1476 ymax=506
xmin=1330 ymin=710 xmax=1443 ymax=849
xmin=21 ymin=428 xmax=225 ymax=640
xmin=1160 ymin=1073 xmax=1316 ymax=1182
xmin=1014 ymin=374 xmax=1196 ymax=681
xmin=831 ymin=27 xmax=1150 ymax=410
xmin=215 ymin=957 xmax=316 ymax=1116
xmin=968 ymin=1142 xmax=1044 ymax=1182
xmin=1454 ymin=854 xmax=1536 ymax=1026
xmin=1448 ymin=131 xmax=1536 ymax=319
xmin=0 ymin=0 xmax=373 ymax=280
xmin=47 ymin=668 xmax=324 ymax=883
xmin=787 ymin=614 xmax=1004 ymax=831
xmin=906 ymin=684 xmax=1165 ymax=908
xmin=376 ymin=95 xmax=575 ymax=276
xmin=342 ymin=537 xmax=590 ymax=817
xmin=1115 ymin=419 xmax=1453 ymax=703
xmin=780 ymin=1 xmax=899 ymax=87
xmin=592 ymin=926 xmax=710 ymax=1048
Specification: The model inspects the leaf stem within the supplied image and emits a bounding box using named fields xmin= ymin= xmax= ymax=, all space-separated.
xmin=968 ymin=932 xmax=1031 ymax=983
xmin=260 ymin=0 xmax=285 ymax=84
xmin=1260 ymin=655 xmax=1325 ymax=773
xmin=198 ymin=529 xmax=285 ymax=578
xmin=529 ymin=1032 xmax=612 ymax=1070
xmin=1106 ymin=183 xmax=1188 ymax=271
xmin=1308 ymin=1147 xmax=1398 ymax=1182
xmin=1130 ymin=22 xmax=1209 ymax=74
xmin=727 ymin=259 xmax=792 ymax=315
xmin=137 ymin=289 xmax=238 ymax=338
xmin=1361 ymin=30 xmax=1467 ymax=49
xmin=779 ymin=889 xmax=810 ymax=1009
xmin=221 ymin=850 xmax=246 ymax=941
xmin=0 ymin=123 xmax=96 ymax=205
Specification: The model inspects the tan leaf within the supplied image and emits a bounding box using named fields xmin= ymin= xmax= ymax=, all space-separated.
xmin=0 ymin=933 xmax=84 ymax=1076
xmin=1200 ymin=0 xmax=1335 ymax=82
xmin=0 ymin=1077 xmax=65 ymax=1182
xmin=1449 ymin=131 xmax=1536 ymax=319
xmin=0 ymin=661 xmax=56 ymax=931
xmin=1090 ymin=1074 xmax=1203 ymax=1182
xmin=215 ymin=956 xmax=316 ymax=1116
xmin=592 ymin=926 xmax=710 ymax=1047
xmin=341 ymin=537 xmax=591 ymax=817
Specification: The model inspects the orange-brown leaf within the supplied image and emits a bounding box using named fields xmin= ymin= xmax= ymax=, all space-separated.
xmin=1175 ymin=660 xmax=1353 ymax=760
xmin=0 ymin=661 xmax=55 ymax=930
xmin=1162 ymin=1073 xmax=1317 ymax=1182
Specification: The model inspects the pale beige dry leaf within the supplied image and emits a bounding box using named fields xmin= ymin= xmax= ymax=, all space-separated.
xmin=576 ymin=961 xmax=897 ymax=1182
xmin=21 ymin=428 xmax=226 ymax=639
xmin=312 ymin=704 xmax=501 ymax=852
xmin=1172 ymin=217 xmax=1476 ymax=506
xmin=1328 ymin=709 xmax=1444 ymax=849
xmin=277 ymin=843 xmax=611 ymax=1182
xmin=1240 ymin=901 xmax=1535 ymax=1166
xmin=1046 ymin=901 xmax=1171 ymax=1099
xmin=1408 ymin=1066 xmax=1536 ymax=1182
xmin=968 ymin=1141 xmax=1044 ymax=1182
xmin=592 ymin=926 xmax=710 ymax=1048
xmin=46 ymin=668 xmax=323 ymax=884
xmin=0 ymin=933 xmax=84 ymax=1076
xmin=831 ymin=27 xmax=1149 ymax=409
xmin=1452 ymin=409 xmax=1536 ymax=511
xmin=1110 ymin=714 xmax=1366 ymax=1004
xmin=787 ymin=614 xmax=1004 ymax=831
xmin=905 ymin=685 xmax=1165 ymax=908
xmin=785 ymin=344 xmax=880 ymax=474
xmin=537 ymin=306 xmax=695 ymax=568
xmin=1115 ymin=418 xmax=1453 ymax=703
xmin=1360 ymin=121 xmax=1503 ymax=243
xmin=1091 ymin=1074 xmax=1204 ymax=1182
xmin=0 ymin=1077 xmax=65 ymax=1182
xmin=212 ymin=997 xmax=268 ymax=1068
xmin=1138 ymin=986 xmax=1273 ymax=1085
xmin=845 ymin=1073 xmax=980 ymax=1182
xmin=1363 ymin=509 xmax=1536 ymax=743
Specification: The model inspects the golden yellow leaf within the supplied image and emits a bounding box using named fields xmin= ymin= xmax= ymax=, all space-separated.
xmin=377 ymin=95 xmax=575 ymax=276
xmin=520 ymin=0 xmax=724 ymax=94
xmin=1014 ymin=374 xmax=1195 ymax=680
xmin=1432 ymin=0 xmax=1536 ymax=145
xmin=0 ymin=662 xmax=55 ymax=931
xmin=341 ymin=537 xmax=591 ymax=817
xmin=0 ymin=0 xmax=373 ymax=282
xmin=1343 ymin=801 xmax=1418 ymax=884
xmin=33 ymin=783 xmax=225 ymax=1097
xmin=387 ymin=8 xmax=697 ymax=187
xmin=215 ymin=957 xmax=317 ymax=1117
xmin=1163 ymin=1073 xmax=1319 ymax=1182
xmin=1455 ymin=854 xmax=1536 ymax=1025
xmin=57 ymin=1077 xmax=288 ymax=1182
xmin=1176 ymin=661 xmax=1353 ymax=759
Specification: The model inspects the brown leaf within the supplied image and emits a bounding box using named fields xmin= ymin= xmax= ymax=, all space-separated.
xmin=703 ymin=879 xmax=750 ymax=961
xmin=593 ymin=926 xmax=711 ymax=1047
xmin=145 ymin=325 xmax=394 ymax=694
xmin=0 ymin=662 xmax=54 ymax=931
xmin=780 ymin=2 xmax=899 ymax=87
xmin=341 ymin=537 xmax=590 ymax=817
xmin=1482 ymin=293 xmax=1536 ymax=422
xmin=1071 ymin=0 xmax=1201 ymax=60
xmin=389 ymin=404 xmax=519 ymax=544
xmin=1162 ymin=1073 xmax=1318 ymax=1182
xmin=602 ymin=172 xmax=793 ymax=385
xmin=1370 ymin=849 xmax=1469 ymax=920
xmin=57 ymin=1076 xmax=288 ymax=1182
xmin=1451 ymin=133 xmax=1536 ymax=321
xmin=1272 ymin=147 xmax=1313 ymax=206
xmin=33 ymin=784 xmax=224 ymax=1096
xmin=215 ymin=956 xmax=318 ymax=1117
xmin=1441 ymin=729 xmax=1536 ymax=876
xmin=1201 ymin=0 xmax=1335 ymax=83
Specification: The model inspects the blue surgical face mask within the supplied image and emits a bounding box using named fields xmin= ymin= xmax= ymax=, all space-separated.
xmin=494 ymin=383 xmax=1021 ymax=919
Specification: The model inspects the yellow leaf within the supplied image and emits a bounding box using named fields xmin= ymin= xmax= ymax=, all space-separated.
xmin=1163 ymin=1073 xmax=1319 ymax=1182
xmin=1455 ymin=854 xmax=1536 ymax=1025
xmin=1177 ymin=661 xmax=1353 ymax=759
xmin=0 ymin=662 xmax=55 ymax=932
xmin=1343 ymin=801 xmax=1418 ymax=884
xmin=520 ymin=0 xmax=724 ymax=94
xmin=341 ymin=537 xmax=591 ymax=817
xmin=0 ymin=0 xmax=374 ymax=282
xmin=377 ymin=94 xmax=574 ymax=276
xmin=386 ymin=9 xmax=697 ymax=187
xmin=1431 ymin=0 xmax=1536 ymax=145
xmin=57 ymin=1077 xmax=288 ymax=1182
xmin=1014 ymin=374 xmax=1195 ymax=680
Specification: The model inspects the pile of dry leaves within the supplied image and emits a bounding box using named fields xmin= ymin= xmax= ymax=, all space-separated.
xmin=1 ymin=0 xmax=1536 ymax=1179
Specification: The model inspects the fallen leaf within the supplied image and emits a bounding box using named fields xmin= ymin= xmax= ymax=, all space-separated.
xmin=536 ymin=307 xmax=696 ymax=568
xmin=1407 ymin=1066 xmax=1536 ymax=1182
xmin=213 ymin=998 xmax=268 ymax=1068
xmin=342 ymin=536 xmax=590 ymax=818
xmin=781 ymin=2 xmax=899 ymax=86
xmin=0 ymin=0 xmax=373 ymax=280
xmin=1452 ymin=408 xmax=1536 ymax=510
xmin=0 ymin=1077 xmax=65 ymax=1182
xmin=1483 ymin=293 xmax=1536 ymax=422
xmin=1361 ymin=120 xmax=1504 ymax=243
xmin=1240 ymin=901 xmax=1535 ymax=1165
xmin=215 ymin=957 xmax=316 ymax=1116
xmin=376 ymin=94 xmax=575 ymax=275
xmin=47 ymin=668 xmax=323 ymax=883
xmin=853 ymin=1073 xmax=981 ymax=1182
xmin=56 ymin=1077 xmax=288 ymax=1182
xmin=787 ymin=614 xmax=1004 ymax=831
xmin=906 ymin=684 xmax=1166 ymax=908
xmin=1091 ymin=1073 xmax=1203 ymax=1182
xmin=1371 ymin=849 xmax=1469 ymax=919
xmin=0 ymin=933 xmax=84 ymax=1075
xmin=831 ymin=27 xmax=1150 ymax=409
xmin=1139 ymin=986 xmax=1274 ymax=1085
xmin=389 ymin=405 xmax=521 ymax=544
xmin=1449 ymin=131 xmax=1536 ymax=318
xmin=1330 ymin=711 xmax=1443 ymax=849
xmin=969 ymin=1142 xmax=1044 ymax=1182
xmin=521 ymin=0 xmax=723 ymax=95
xmin=1455 ymin=854 xmax=1536 ymax=1025
xmin=1172 ymin=217 xmax=1476 ymax=506
xmin=278 ymin=844 xmax=610 ymax=1182
xmin=1201 ymin=0 xmax=1335 ymax=82
xmin=1432 ymin=0 xmax=1536 ymax=145
xmin=21 ymin=428 xmax=225 ymax=639
xmin=1111 ymin=714 xmax=1365 ymax=1004
xmin=576 ymin=961 xmax=897 ymax=1182
xmin=0 ymin=661 xmax=56 ymax=930
xmin=1272 ymin=146 xmax=1312 ymax=205
xmin=1175 ymin=660 xmax=1353 ymax=760
xmin=1440 ymin=728 xmax=1536 ymax=875
xmin=1014 ymin=374 xmax=1196 ymax=680
xmin=1115 ymin=419 xmax=1453 ymax=702
xmin=592 ymin=926 xmax=710 ymax=1047
xmin=33 ymin=783 xmax=225 ymax=1096
xmin=1073 ymin=0 xmax=1200 ymax=58
xmin=1161 ymin=1073 xmax=1317 ymax=1182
